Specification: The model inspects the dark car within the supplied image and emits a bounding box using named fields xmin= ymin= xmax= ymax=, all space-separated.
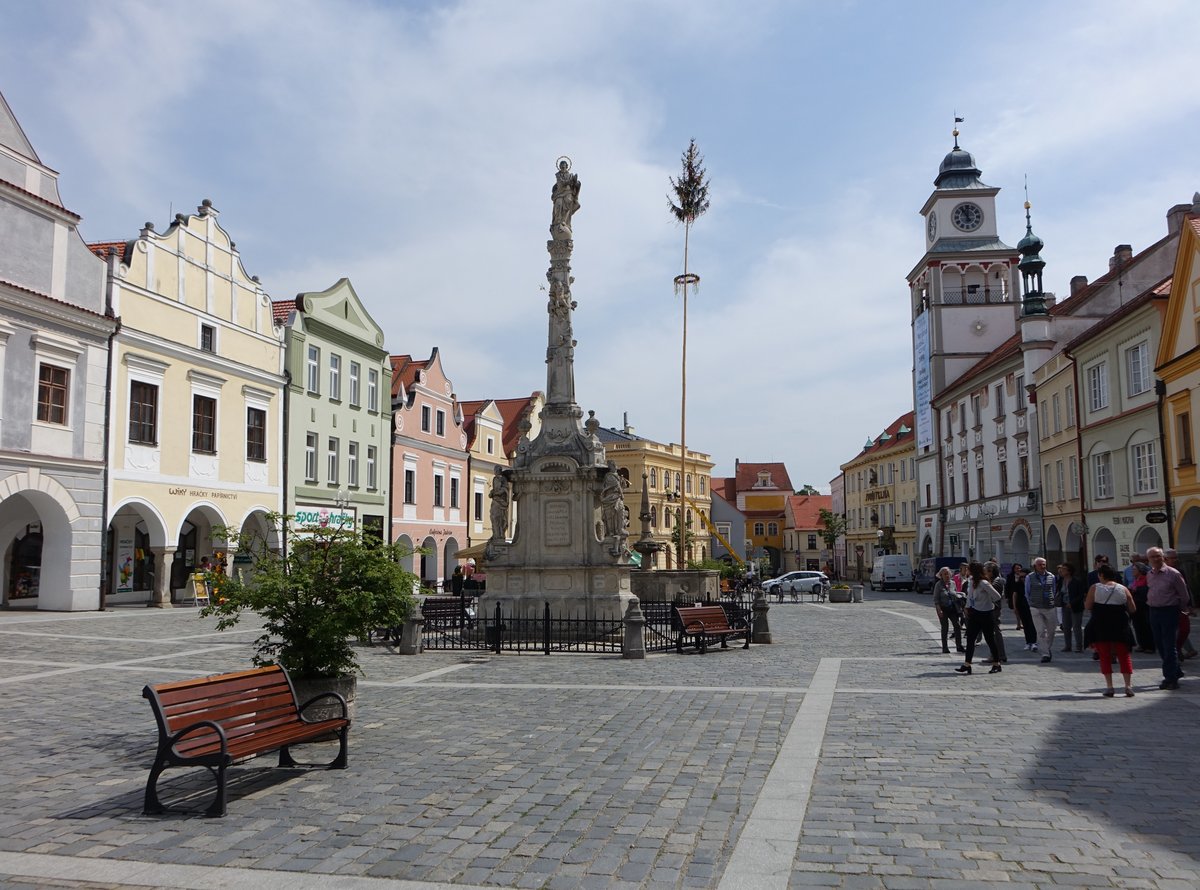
xmin=914 ymin=557 xmax=963 ymax=593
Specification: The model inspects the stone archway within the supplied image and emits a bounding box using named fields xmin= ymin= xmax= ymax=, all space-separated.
xmin=107 ymin=499 xmax=170 ymax=606
xmin=172 ymin=504 xmax=228 ymax=604
xmin=443 ymin=537 xmax=460 ymax=581
xmin=1092 ymin=527 xmax=1118 ymax=565
xmin=921 ymin=534 xmax=933 ymax=559
xmin=0 ymin=472 xmax=88 ymax=611
xmin=419 ymin=535 xmax=437 ymax=589
xmin=1132 ymin=525 xmax=1162 ymax=559
xmin=394 ymin=535 xmax=416 ymax=574
xmin=1045 ymin=525 xmax=1064 ymax=572
xmin=1009 ymin=527 xmax=1030 ymax=568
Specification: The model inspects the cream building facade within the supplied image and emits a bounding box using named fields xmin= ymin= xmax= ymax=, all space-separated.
xmin=841 ymin=413 xmax=916 ymax=581
xmin=99 ymin=201 xmax=285 ymax=606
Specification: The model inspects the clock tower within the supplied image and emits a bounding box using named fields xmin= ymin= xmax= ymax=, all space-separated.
xmin=909 ymin=126 xmax=1020 ymax=558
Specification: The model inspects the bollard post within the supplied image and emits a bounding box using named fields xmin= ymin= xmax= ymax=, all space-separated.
xmin=397 ymin=601 xmax=424 ymax=655
xmin=622 ymin=597 xmax=646 ymax=660
xmin=751 ymin=590 xmax=772 ymax=644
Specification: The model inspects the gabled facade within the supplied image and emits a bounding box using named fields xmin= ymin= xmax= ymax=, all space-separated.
xmin=1154 ymin=200 xmax=1200 ymax=587
xmin=274 ymin=278 xmax=392 ymax=547
xmin=100 ymin=200 xmax=285 ymax=606
xmin=841 ymin=413 xmax=916 ymax=579
xmin=598 ymin=418 xmax=714 ymax=568
xmin=0 ymin=91 xmax=116 ymax=610
xmin=708 ymin=478 xmax=747 ymax=567
xmin=459 ymin=398 xmax=506 ymax=546
xmin=731 ymin=460 xmax=792 ymax=574
xmin=783 ymin=493 xmax=833 ymax=574
xmin=389 ymin=348 xmax=468 ymax=588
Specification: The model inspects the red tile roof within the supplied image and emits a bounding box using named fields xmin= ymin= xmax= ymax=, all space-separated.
xmin=86 ymin=240 xmax=128 ymax=262
xmin=494 ymin=394 xmax=542 ymax=456
xmin=710 ymin=476 xmax=737 ymax=503
xmin=271 ymin=297 xmax=301 ymax=325
xmin=458 ymin=398 xmax=489 ymax=447
xmin=788 ymin=494 xmax=833 ymax=530
xmin=388 ymin=354 xmax=417 ymax=398
xmin=849 ymin=411 xmax=916 ymax=460
xmin=734 ymin=462 xmax=793 ymax=493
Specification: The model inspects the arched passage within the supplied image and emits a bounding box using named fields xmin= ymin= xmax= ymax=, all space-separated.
xmin=1092 ymin=527 xmax=1118 ymax=565
xmin=419 ymin=535 xmax=437 ymax=589
xmin=1133 ymin=525 xmax=1162 ymax=557
xmin=394 ymin=534 xmax=416 ymax=574
xmin=1045 ymin=524 xmax=1064 ymax=571
xmin=106 ymin=499 xmax=170 ymax=605
xmin=0 ymin=473 xmax=88 ymax=611
xmin=1009 ymin=527 xmax=1030 ymax=568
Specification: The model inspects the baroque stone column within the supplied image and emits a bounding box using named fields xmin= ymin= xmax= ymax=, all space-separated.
xmin=149 ymin=546 xmax=174 ymax=608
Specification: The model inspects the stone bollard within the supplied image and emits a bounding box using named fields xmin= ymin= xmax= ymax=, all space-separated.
xmin=397 ymin=602 xmax=425 ymax=655
xmin=751 ymin=591 xmax=772 ymax=644
xmin=852 ymin=584 xmax=864 ymax=603
xmin=622 ymin=596 xmax=646 ymax=660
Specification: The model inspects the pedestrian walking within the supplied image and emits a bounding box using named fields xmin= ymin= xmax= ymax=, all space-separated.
xmin=1084 ymin=564 xmax=1137 ymax=697
xmin=1058 ymin=563 xmax=1086 ymax=653
xmin=984 ymin=562 xmax=1008 ymax=664
xmin=1025 ymin=557 xmax=1059 ymax=662
xmin=1145 ymin=547 xmax=1190 ymax=690
xmin=1127 ymin=560 xmax=1155 ymax=652
xmin=1163 ymin=548 xmax=1199 ymax=661
xmin=933 ymin=567 xmax=964 ymax=654
xmin=955 ymin=562 xmax=1002 ymax=675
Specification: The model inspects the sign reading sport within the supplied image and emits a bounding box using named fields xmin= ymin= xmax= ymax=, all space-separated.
xmin=293 ymin=504 xmax=357 ymax=532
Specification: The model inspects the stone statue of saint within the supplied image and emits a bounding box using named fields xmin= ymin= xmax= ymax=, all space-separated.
xmin=551 ymin=160 xmax=581 ymax=233
xmin=600 ymin=461 xmax=628 ymax=540
xmin=489 ymin=469 xmax=510 ymax=540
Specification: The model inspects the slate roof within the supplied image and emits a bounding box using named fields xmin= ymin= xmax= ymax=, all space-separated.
xmin=928 ymin=237 xmax=1013 ymax=254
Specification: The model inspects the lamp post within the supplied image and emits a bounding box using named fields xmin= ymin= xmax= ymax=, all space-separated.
xmin=877 ymin=528 xmax=884 ymax=557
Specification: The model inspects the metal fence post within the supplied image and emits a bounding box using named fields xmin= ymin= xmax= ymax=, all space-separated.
xmin=543 ymin=602 xmax=551 ymax=655
xmin=493 ymin=601 xmax=502 ymax=653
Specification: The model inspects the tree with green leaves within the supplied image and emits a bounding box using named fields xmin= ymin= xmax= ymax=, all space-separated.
xmin=797 ymin=484 xmax=819 ymax=495
xmin=818 ymin=508 xmax=847 ymax=566
xmin=668 ymin=139 xmax=710 ymax=569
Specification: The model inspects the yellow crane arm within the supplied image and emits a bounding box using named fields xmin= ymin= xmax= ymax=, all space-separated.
xmin=686 ymin=496 xmax=744 ymax=566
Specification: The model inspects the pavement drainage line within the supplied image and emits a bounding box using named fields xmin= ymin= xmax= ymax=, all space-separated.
xmin=717 ymin=656 xmax=840 ymax=890
xmin=0 ymin=851 xmax=492 ymax=890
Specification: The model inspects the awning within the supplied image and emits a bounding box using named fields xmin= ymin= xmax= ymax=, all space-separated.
xmin=454 ymin=542 xmax=490 ymax=560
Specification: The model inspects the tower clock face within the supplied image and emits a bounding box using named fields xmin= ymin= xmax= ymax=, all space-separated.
xmin=952 ymin=202 xmax=984 ymax=232
xmin=927 ymin=211 xmax=937 ymax=241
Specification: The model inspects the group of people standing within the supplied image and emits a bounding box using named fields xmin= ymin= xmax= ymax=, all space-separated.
xmin=932 ymin=546 xmax=1196 ymax=695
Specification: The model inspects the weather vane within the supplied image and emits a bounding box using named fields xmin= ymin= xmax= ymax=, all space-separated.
xmin=953 ymin=112 xmax=964 ymax=148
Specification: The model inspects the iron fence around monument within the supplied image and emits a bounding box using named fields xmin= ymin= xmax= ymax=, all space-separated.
xmin=415 ymin=592 xmax=756 ymax=655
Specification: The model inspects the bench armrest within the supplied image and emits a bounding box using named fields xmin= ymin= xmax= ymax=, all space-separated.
xmin=169 ymin=719 xmax=228 ymax=755
xmin=297 ymin=691 xmax=348 ymax=722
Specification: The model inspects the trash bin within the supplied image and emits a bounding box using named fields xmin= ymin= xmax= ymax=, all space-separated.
xmin=851 ymin=584 xmax=864 ymax=603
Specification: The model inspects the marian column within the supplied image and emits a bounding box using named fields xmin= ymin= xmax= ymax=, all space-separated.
xmin=478 ymin=159 xmax=634 ymax=622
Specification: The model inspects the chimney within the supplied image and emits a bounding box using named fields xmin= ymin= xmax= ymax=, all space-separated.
xmin=1167 ymin=203 xmax=1192 ymax=234
xmin=622 ymin=412 xmax=634 ymax=435
xmin=1108 ymin=244 xmax=1133 ymax=270
xmin=1070 ymin=275 xmax=1089 ymax=295
xmin=1044 ymin=293 xmax=1056 ymax=309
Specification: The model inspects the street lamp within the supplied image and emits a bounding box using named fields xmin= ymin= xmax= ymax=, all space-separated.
xmin=877 ymin=528 xmax=884 ymax=556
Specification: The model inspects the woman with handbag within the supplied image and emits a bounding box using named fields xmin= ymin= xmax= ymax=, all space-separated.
xmin=933 ymin=567 xmax=964 ymax=654
xmin=955 ymin=562 xmax=1002 ymax=674
xmin=1084 ymin=563 xmax=1137 ymax=697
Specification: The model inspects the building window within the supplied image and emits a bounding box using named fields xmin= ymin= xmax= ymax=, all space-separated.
xmin=1052 ymin=393 xmax=1062 ymax=434
xmin=1015 ymin=374 xmax=1025 ymax=407
xmin=367 ymin=369 xmax=379 ymax=412
xmin=474 ymin=490 xmax=484 ymax=521
xmin=651 ymin=506 xmax=658 ymax=527
xmin=649 ymin=468 xmax=657 ymax=488
xmin=348 ymin=442 xmax=359 ymax=486
xmin=200 ymin=324 xmax=215 ymax=353
xmin=246 ymin=407 xmax=266 ymax=462
xmin=421 ymin=405 xmax=431 ymax=432
xmin=306 ymin=345 xmax=320 ymax=394
xmin=1133 ymin=441 xmax=1158 ymax=494
xmin=925 ymin=483 xmax=932 ymax=507
xmin=1094 ymin=452 xmax=1112 ymax=499
xmin=367 ymin=445 xmax=377 ymax=490
xmin=998 ymin=461 xmax=1008 ymax=495
xmin=994 ymin=384 xmax=1005 ymax=418
xmin=486 ymin=436 xmax=495 ymax=455
xmin=450 ymin=477 xmax=460 ymax=509
xmin=971 ymin=394 xmax=981 ymax=427
xmin=959 ymin=403 xmax=966 ymax=432
xmin=192 ymin=395 xmax=216 ymax=453
xmin=962 ymin=471 xmax=970 ymax=501
xmin=1043 ymin=463 xmax=1052 ymax=505
xmin=349 ymin=362 xmax=361 ymax=406
xmin=977 ymin=466 xmax=985 ymax=500
xmin=36 ymin=364 xmax=69 ymax=424
xmin=767 ymin=522 xmax=778 ymax=536
xmin=686 ymin=474 xmax=693 ymax=494
xmin=327 ymin=438 xmax=339 ymax=483
xmin=699 ymin=476 xmax=706 ymax=494
xmin=305 ymin=433 xmax=318 ymax=482
xmin=433 ymin=473 xmax=444 ymax=507
xmin=404 ymin=468 xmax=416 ymax=504
xmin=129 ymin=381 xmax=158 ymax=445
xmin=807 ymin=533 xmax=817 ymax=550
xmin=1069 ymin=455 xmax=1079 ymax=499
xmin=329 ymin=354 xmax=341 ymax=401
xmin=1019 ymin=456 xmax=1030 ymax=490
xmin=1055 ymin=459 xmax=1065 ymax=502
xmin=436 ymin=409 xmax=446 ymax=436
xmin=753 ymin=522 xmax=764 ymax=536
xmin=947 ymin=474 xmax=955 ymax=505
xmin=1127 ymin=342 xmax=1151 ymax=396
xmin=1088 ymin=362 xmax=1109 ymax=411
xmin=1179 ymin=413 xmax=1194 ymax=466
xmin=1066 ymin=384 xmax=1076 ymax=427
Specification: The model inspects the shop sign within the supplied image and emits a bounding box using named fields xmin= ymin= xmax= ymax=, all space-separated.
xmin=293 ymin=504 xmax=356 ymax=532
xmin=1145 ymin=511 xmax=1168 ymax=524
xmin=116 ymin=535 xmax=135 ymax=593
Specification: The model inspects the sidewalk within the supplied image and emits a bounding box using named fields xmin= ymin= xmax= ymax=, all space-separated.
xmin=0 ymin=597 xmax=1195 ymax=889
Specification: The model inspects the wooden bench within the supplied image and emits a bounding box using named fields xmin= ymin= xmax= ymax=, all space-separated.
xmin=673 ymin=604 xmax=751 ymax=654
xmin=142 ymin=665 xmax=350 ymax=817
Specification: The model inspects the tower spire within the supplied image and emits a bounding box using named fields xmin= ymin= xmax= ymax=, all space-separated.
xmin=953 ymin=113 xmax=964 ymax=149
xmin=1017 ymin=178 xmax=1048 ymax=316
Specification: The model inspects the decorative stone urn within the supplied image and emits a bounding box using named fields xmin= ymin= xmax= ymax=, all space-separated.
xmin=828 ymin=586 xmax=852 ymax=604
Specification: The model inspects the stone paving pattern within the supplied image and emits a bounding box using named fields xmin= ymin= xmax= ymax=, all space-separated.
xmin=0 ymin=595 xmax=1195 ymax=888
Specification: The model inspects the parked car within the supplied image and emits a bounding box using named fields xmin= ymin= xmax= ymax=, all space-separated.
xmin=913 ymin=557 xmax=963 ymax=593
xmin=869 ymin=554 xmax=914 ymax=591
xmin=764 ymin=570 xmax=830 ymax=599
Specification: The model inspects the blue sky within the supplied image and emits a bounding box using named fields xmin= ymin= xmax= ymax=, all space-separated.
xmin=3 ymin=0 xmax=1198 ymax=490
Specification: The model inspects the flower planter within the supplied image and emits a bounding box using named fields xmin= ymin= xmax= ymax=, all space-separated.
xmin=292 ymin=676 xmax=357 ymax=722
xmin=828 ymin=588 xmax=852 ymax=603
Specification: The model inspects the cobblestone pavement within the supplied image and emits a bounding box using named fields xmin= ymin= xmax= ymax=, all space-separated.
xmin=0 ymin=594 xmax=1195 ymax=889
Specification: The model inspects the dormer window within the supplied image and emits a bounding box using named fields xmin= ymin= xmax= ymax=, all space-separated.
xmin=755 ymin=471 xmax=772 ymax=488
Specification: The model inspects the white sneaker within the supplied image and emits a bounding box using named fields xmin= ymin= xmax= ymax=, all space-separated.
xmin=1031 ymin=644 xmax=1039 ymax=652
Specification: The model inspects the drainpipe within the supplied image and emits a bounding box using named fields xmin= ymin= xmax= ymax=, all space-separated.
xmin=98 ymin=249 xmax=121 ymax=611
xmin=1065 ymin=349 xmax=1089 ymax=569
xmin=281 ymin=367 xmax=291 ymax=556
xmin=1155 ymin=378 xmax=1175 ymax=548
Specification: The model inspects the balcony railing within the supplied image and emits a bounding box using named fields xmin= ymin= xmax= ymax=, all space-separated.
xmin=940 ymin=288 xmax=1010 ymax=305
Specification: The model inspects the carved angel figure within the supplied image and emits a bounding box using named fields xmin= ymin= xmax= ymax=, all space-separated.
xmin=551 ymin=160 xmax=581 ymax=231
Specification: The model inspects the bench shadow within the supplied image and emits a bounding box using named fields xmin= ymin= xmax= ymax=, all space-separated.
xmin=59 ymin=766 xmax=308 ymax=819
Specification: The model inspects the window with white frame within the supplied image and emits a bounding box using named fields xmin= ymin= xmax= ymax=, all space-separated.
xmin=367 ymin=368 xmax=379 ymax=411
xmin=192 ymin=395 xmax=216 ymax=453
xmin=306 ymin=345 xmax=320 ymax=393
xmin=994 ymin=383 xmax=1005 ymax=417
xmin=1133 ymin=441 xmax=1158 ymax=494
xmin=1088 ymin=362 xmax=1109 ymax=411
xmin=404 ymin=468 xmax=415 ymax=503
xmin=1069 ymin=455 xmax=1079 ymax=499
xmin=421 ymin=405 xmax=431 ymax=432
xmin=349 ymin=361 xmax=360 ymax=406
xmin=436 ymin=408 xmax=445 ymax=436
xmin=329 ymin=354 xmax=341 ymax=400
xmin=366 ymin=445 xmax=377 ymax=490
xmin=305 ymin=433 xmax=318 ymax=481
xmin=1052 ymin=393 xmax=1062 ymax=434
xmin=649 ymin=467 xmax=657 ymax=488
xmin=1126 ymin=342 xmax=1151 ymax=396
xmin=36 ymin=364 xmax=70 ymax=425
xmin=348 ymin=441 xmax=359 ymax=487
xmin=129 ymin=381 xmax=158 ymax=445
xmin=450 ymin=476 xmax=460 ymax=509
xmin=753 ymin=522 xmax=764 ymax=536
xmin=486 ymin=436 xmax=495 ymax=455
xmin=327 ymin=437 xmax=339 ymax=483
xmin=1066 ymin=384 xmax=1076 ymax=427
xmin=1055 ymin=459 xmax=1065 ymax=502
xmin=433 ymin=473 xmax=444 ymax=507
xmin=1093 ymin=451 xmax=1112 ymax=499
xmin=767 ymin=522 xmax=778 ymax=536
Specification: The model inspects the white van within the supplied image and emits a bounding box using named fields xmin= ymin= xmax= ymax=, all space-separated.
xmin=869 ymin=554 xmax=913 ymax=591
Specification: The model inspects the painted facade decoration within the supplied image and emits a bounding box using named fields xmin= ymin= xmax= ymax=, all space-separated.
xmin=97 ymin=200 xmax=284 ymax=606
xmin=0 ymin=91 xmax=116 ymax=610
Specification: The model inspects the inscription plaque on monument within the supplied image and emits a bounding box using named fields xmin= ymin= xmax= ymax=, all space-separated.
xmin=544 ymin=501 xmax=571 ymax=546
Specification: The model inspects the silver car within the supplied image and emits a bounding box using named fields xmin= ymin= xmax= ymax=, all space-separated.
xmin=764 ymin=570 xmax=830 ymax=600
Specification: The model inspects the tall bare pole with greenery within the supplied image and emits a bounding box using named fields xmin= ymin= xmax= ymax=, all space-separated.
xmin=668 ymin=139 xmax=710 ymax=570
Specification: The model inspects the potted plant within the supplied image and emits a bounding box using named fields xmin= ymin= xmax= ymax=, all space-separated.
xmin=829 ymin=583 xmax=852 ymax=604
xmin=201 ymin=514 xmax=419 ymax=718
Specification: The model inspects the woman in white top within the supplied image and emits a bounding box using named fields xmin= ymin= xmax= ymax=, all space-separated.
xmin=955 ymin=561 xmax=1003 ymax=675
xmin=1083 ymin=564 xmax=1137 ymax=697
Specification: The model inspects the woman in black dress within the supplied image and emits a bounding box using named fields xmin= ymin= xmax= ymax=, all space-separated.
xmin=955 ymin=562 xmax=1002 ymax=675
xmin=1084 ymin=564 xmax=1137 ymax=697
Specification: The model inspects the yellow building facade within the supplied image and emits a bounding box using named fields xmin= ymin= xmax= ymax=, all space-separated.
xmin=98 ymin=201 xmax=285 ymax=606
xmin=841 ymin=413 xmax=917 ymax=581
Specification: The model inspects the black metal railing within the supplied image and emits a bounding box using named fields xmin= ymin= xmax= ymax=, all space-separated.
xmin=940 ymin=287 xmax=1009 ymax=305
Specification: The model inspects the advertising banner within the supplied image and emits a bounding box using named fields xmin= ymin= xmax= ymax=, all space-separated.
xmin=293 ymin=504 xmax=357 ymax=532
xmin=116 ymin=535 xmax=136 ymax=592
xmin=914 ymin=311 xmax=933 ymax=449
